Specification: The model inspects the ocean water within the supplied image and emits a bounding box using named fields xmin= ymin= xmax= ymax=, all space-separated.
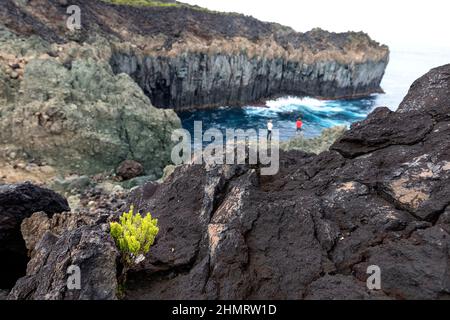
xmin=178 ymin=47 xmax=450 ymax=141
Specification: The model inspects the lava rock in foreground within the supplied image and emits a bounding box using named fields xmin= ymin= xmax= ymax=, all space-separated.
xmin=0 ymin=182 xmax=69 ymax=289
xmin=5 ymin=65 xmax=450 ymax=300
xmin=124 ymin=64 xmax=450 ymax=300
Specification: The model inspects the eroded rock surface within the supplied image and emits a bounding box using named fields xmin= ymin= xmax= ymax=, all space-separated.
xmin=4 ymin=65 xmax=449 ymax=301
xmin=123 ymin=64 xmax=450 ymax=300
xmin=0 ymin=27 xmax=181 ymax=176
xmin=0 ymin=182 xmax=69 ymax=288
xmin=9 ymin=224 xmax=119 ymax=300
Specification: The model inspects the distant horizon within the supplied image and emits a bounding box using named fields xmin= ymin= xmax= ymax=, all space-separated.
xmin=182 ymin=0 xmax=450 ymax=51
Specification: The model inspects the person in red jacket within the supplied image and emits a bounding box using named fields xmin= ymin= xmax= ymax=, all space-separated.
xmin=296 ymin=118 xmax=303 ymax=133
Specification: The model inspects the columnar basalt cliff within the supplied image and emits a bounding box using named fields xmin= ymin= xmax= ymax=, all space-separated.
xmin=110 ymin=32 xmax=389 ymax=109
xmin=4 ymin=64 xmax=449 ymax=300
xmin=1 ymin=0 xmax=389 ymax=110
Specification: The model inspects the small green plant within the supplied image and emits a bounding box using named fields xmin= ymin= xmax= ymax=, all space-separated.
xmin=110 ymin=205 xmax=159 ymax=291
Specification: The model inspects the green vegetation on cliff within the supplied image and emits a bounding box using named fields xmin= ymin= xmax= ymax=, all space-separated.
xmin=102 ymin=0 xmax=179 ymax=7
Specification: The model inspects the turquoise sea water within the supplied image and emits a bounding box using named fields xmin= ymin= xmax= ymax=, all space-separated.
xmin=178 ymin=47 xmax=450 ymax=141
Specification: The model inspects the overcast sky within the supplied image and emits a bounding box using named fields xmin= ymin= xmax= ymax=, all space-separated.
xmin=182 ymin=0 xmax=450 ymax=50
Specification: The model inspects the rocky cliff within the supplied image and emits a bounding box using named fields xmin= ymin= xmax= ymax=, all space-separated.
xmin=0 ymin=4 xmax=181 ymax=177
xmin=124 ymin=64 xmax=450 ymax=300
xmin=3 ymin=64 xmax=449 ymax=300
xmin=1 ymin=0 xmax=389 ymax=110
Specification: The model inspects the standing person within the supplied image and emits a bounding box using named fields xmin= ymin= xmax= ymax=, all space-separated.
xmin=296 ymin=118 xmax=303 ymax=133
xmin=267 ymin=119 xmax=273 ymax=141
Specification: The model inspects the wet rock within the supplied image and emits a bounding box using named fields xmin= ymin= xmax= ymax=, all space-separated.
xmin=116 ymin=160 xmax=144 ymax=181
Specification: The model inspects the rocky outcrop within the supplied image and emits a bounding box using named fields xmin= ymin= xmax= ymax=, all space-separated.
xmin=111 ymin=40 xmax=388 ymax=109
xmin=0 ymin=25 xmax=181 ymax=177
xmin=0 ymin=0 xmax=389 ymax=176
xmin=0 ymin=182 xmax=69 ymax=288
xmin=4 ymin=65 xmax=449 ymax=300
xmin=1 ymin=0 xmax=389 ymax=110
xmin=281 ymin=126 xmax=347 ymax=154
xmin=6 ymin=179 xmax=130 ymax=299
xmin=9 ymin=224 xmax=119 ymax=300
xmin=121 ymin=64 xmax=450 ymax=300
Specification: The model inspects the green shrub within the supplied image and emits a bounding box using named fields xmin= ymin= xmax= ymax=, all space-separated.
xmin=110 ymin=205 xmax=159 ymax=289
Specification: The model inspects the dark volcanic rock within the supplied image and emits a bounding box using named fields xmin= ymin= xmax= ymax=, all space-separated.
xmin=0 ymin=289 xmax=8 ymax=300
xmin=398 ymin=63 xmax=450 ymax=116
xmin=123 ymin=65 xmax=450 ymax=300
xmin=330 ymin=107 xmax=433 ymax=158
xmin=0 ymin=182 xmax=69 ymax=289
xmin=9 ymin=224 xmax=119 ymax=300
xmin=4 ymin=65 xmax=448 ymax=301
xmin=7 ymin=187 xmax=127 ymax=300
xmin=304 ymin=275 xmax=388 ymax=300
xmin=116 ymin=160 xmax=145 ymax=181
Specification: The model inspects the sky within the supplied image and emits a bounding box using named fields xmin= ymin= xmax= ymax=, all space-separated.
xmin=182 ymin=0 xmax=450 ymax=50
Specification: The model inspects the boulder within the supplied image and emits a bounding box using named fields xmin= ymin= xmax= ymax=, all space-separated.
xmin=0 ymin=182 xmax=69 ymax=288
xmin=9 ymin=224 xmax=119 ymax=300
xmin=0 ymin=54 xmax=181 ymax=177
xmin=116 ymin=160 xmax=144 ymax=181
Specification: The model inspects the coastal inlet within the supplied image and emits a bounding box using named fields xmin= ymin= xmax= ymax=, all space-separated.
xmin=178 ymin=96 xmax=378 ymax=141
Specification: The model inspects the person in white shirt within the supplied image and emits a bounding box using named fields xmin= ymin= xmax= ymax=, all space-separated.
xmin=267 ymin=120 xmax=273 ymax=141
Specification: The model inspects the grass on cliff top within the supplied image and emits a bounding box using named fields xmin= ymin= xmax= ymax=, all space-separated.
xmin=101 ymin=0 xmax=234 ymax=14
xmin=101 ymin=0 xmax=210 ymax=10
xmin=101 ymin=0 xmax=180 ymax=7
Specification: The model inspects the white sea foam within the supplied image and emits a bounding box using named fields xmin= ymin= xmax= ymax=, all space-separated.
xmin=263 ymin=96 xmax=346 ymax=113
xmin=266 ymin=96 xmax=326 ymax=109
